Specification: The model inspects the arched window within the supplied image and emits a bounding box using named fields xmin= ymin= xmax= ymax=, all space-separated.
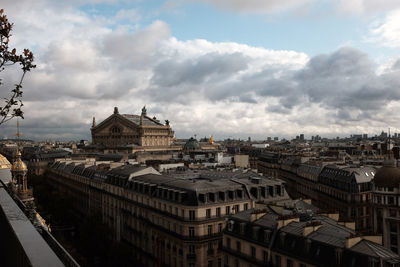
xmin=111 ymin=126 xmax=121 ymax=134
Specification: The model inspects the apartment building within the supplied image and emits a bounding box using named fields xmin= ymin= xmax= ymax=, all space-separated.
xmin=46 ymin=161 xmax=290 ymax=267
xmin=222 ymin=200 xmax=400 ymax=267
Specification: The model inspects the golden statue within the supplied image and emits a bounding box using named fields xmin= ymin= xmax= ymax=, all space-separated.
xmin=208 ymin=135 xmax=214 ymax=144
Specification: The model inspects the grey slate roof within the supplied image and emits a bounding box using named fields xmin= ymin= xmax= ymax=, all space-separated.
xmin=121 ymin=114 xmax=163 ymax=126
xmin=344 ymin=167 xmax=375 ymax=183
xmin=350 ymin=239 xmax=400 ymax=262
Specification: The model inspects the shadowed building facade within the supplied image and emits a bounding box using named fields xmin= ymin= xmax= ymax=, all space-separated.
xmin=372 ymin=158 xmax=400 ymax=255
xmin=222 ymin=202 xmax=400 ymax=267
xmin=46 ymin=162 xmax=291 ymax=267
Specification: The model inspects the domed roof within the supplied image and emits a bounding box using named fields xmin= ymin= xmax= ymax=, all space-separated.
xmin=11 ymin=151 xmax=27 ymax=172
xmin=0 ymin=153 xmax=11 ymax=169
xmin=374 ymin=161 xmax=400 ymax=188
xmin=184 ymin=137 xmax=200 ymax=151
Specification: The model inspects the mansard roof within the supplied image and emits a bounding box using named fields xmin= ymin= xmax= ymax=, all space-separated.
xmin=226 ymin=205 xmax=400 ymax=266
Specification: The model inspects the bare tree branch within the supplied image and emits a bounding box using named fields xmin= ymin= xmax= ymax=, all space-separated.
xmin=0 ymin=9 xmax=36 ymax=126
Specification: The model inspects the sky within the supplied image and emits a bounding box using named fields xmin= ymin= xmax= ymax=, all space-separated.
xmin=1 ymin=0 xmax=400 ymax=141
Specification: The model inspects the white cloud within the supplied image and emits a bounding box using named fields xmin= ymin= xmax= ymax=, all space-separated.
xmin=1 ymin=0 xmax=400 ymax=141
xmin=338 ymin=0 xmax=400 ymax=14
xmin=367 ymin=9 xmax=400 ymax=48
xmin=182 ymin=0 xmax=315 ymax=14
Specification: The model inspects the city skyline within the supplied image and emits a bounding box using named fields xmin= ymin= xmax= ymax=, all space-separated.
xmin=1 ymin=0 xmax=400 ymax=140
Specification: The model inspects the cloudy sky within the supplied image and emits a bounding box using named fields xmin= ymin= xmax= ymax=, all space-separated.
xmin=1 ymin=0 xmax=400 ymax=141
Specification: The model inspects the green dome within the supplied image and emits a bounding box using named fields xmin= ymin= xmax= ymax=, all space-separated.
xmin=184 ymin=137 xmax=200 ymax=151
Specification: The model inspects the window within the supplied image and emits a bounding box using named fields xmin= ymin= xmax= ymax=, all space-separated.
xmin=218 ymin=258 xmax=222 ymax=267
xmin=226 ymin=206 xmax=230 ymax=215
xmin=218 ymin=223 xmax=223 ymax=233
xmin=208 ymin=261 xmax=213 ymax=267
xmin=226 ymin=237 xmax=231 ymax=249
xmin=189 ymin=210 xmax=195 ymax=220
xmin=216 ymin=207 xmax=221 ymax=217
xmin=208 ymin=225 xmax=213 ymax=236
xmin=189 ymin=227 xmax=195 ymax=237
xmin=189 ymin=245 xmax=195 ymax=254
xmin=234 ymin=205 xmax=239 ymax=213
xmin=251 ymin=246 xmax=256 ymax=258
xmin=263 ymin=251 xmax=268 ymax=263
xmin=244 ymin=203 xmax=248 ymax=211
xmin=287 ymin=259 xmax=293 ymax=267
xmin=390 ymin=209 xmax=397 ymax=217
xmin=206 ymin=209 xmax=211 ymax=218
xmin=236 ymin=241 xmax=241 ymax=252
xmin=275 ymin=255 xmax=281 ymax=267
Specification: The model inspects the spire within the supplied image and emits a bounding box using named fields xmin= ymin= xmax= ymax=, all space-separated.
xmin=14 ymin=119 xmax=23 ymax=153
xmin=12 ymin=121 xmax=28 ymax=193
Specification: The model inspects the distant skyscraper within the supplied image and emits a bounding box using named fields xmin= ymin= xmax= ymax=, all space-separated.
xmin=299 ymin=134 xmax=304 ymax=141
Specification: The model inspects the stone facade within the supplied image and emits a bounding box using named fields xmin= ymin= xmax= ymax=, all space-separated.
xmin=222 ymin=202 xmax=399 ymax=267
xmin=91 ymin=107 xmax=174 ymax=149
xmin=46 ymin=161 xmax=291 ymax=267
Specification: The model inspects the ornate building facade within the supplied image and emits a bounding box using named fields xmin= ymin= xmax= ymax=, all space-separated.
xmin=91 ymin=107 xmax=174 ymax=149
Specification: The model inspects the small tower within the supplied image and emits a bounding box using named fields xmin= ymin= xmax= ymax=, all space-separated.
xmin=114 ymin=107 xmax=119 ymax=114
xmin=12 ymin=151 xmax=28 ymax=193
xmin=12 ymin=120 xmax=33 ymax=202
xmin=92 ymin=117 xmax=96 ymax=128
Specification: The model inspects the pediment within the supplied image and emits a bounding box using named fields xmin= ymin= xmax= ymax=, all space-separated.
xmin=92 ymin=114 xmax=139 ymax=134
